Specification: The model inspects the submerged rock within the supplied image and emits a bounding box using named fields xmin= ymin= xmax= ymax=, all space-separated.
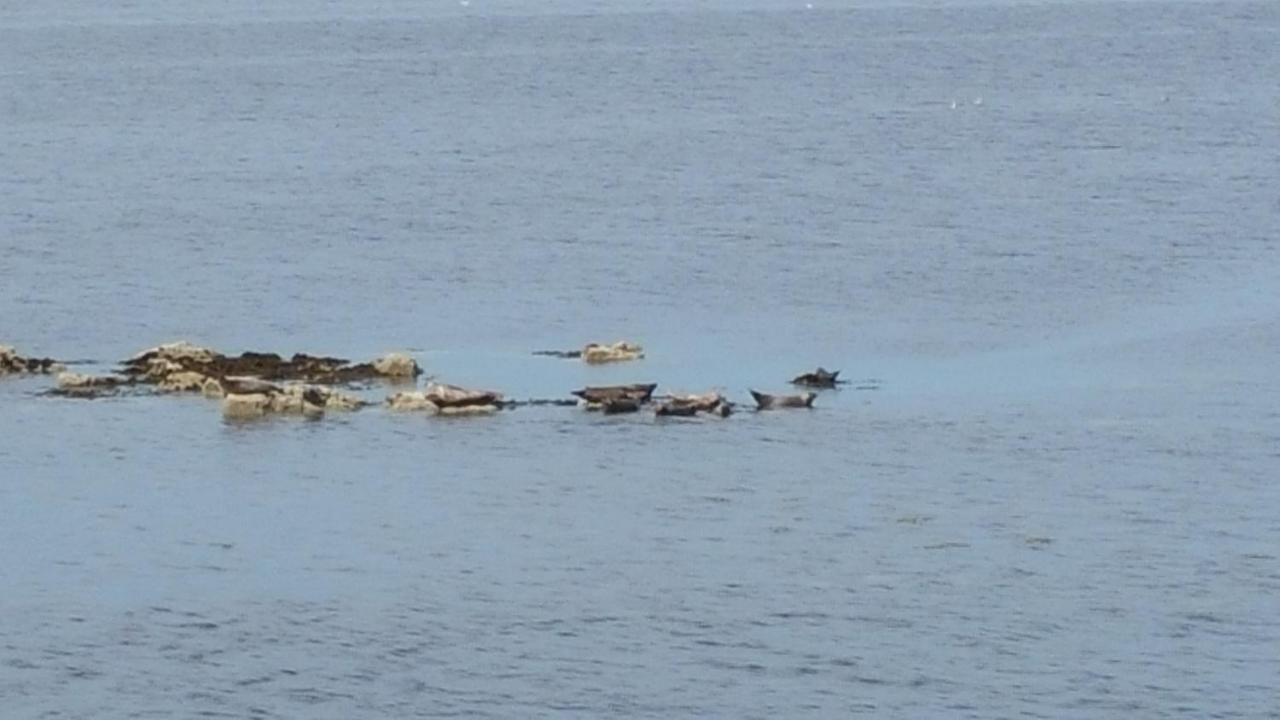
xmin=1 ymin=345 xmax=65 ymax=375
xmin=791 ymin=367 xmax=843 ymax=388
xmin=750 ymin=390 xmax=817 ymax=410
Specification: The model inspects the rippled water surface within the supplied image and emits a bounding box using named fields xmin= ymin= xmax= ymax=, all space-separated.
xmin=3 ymin=0 xmax=1279 ymax=716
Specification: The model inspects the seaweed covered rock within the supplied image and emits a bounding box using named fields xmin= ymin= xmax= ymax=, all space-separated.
xmin=121 ymin=341 xmax=421 ymax=390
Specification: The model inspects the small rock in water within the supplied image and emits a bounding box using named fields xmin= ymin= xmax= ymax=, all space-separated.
xmin=1 ymin=345 xmax=65 ymax=375
xmin=538 ymin=341 xmax=644 ymax=363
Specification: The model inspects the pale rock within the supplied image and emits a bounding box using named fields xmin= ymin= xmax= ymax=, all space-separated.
xmin=131 ymin=341 xmax=218 ymax=365
xmin=158 ymin=371 xmax=208 ymax=392
xmin=582 ymin=341 xmax=644 ymax=364
xmin=222 ymin=393 xmax=271 ymax=418
xmin=386 ymin=391 xmax=437 ymax=412
xmin=372 ymin=352 xmax=420 ymax=378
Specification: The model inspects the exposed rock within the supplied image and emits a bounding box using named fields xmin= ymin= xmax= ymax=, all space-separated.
xmin=436 ymin=404 xmax=498 ymax=416
xmin=127 ymin=341 xmax=217 ymax=366
xmin=157 ymin=371 xmax=210 ymax=393
xmin=750 ymin=390 xmax=817 ymax=410
xmin=57 ymin=372 xmax=127 ymax=389
xmin=222 ymin=392 xmax=272 ymax=419
xmin=582 ymin=341 xmax=644 ymax=364
xmin=121 ymin=341 xmax=421 ymax=389
xmin=535 ymin=341 xmax=644 ymax=363
xmin=371 ymin=353 xmax=420 ymax=378
xmin=221 ymin=381 xmax=367 ymax=419
xmin=386 ymin=391 xmax=437 ymax=412
xmin=45 ymin=372 xmax=131 ymax=398
xmin=791 ymin=367 xmax=843 ymax=388
xmin=201 ymin=377 xmax=226 ymax=398
xmin=1 ymin=345 xmax=65 ymax=375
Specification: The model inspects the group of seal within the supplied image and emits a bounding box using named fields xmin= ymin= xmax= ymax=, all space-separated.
xmin=4 ymin=339 xmax=848 ymax=420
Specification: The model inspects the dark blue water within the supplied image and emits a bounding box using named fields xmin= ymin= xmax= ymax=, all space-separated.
xmin=3 ymin=1 xmax=1278 ymax=716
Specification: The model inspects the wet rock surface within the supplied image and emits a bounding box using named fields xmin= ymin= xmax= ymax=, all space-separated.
xmin=121 ymin=343 xmax=420 ymax=386
xmin=222 ymin=382 xmax=367 ymax=419
xmin=0 ymin=345 xmax=64 ymax=375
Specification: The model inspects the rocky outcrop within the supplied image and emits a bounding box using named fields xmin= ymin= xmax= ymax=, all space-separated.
xmin=1 ymin=345 xmax=64 ymax=375
xmin=121 ymin=342 xmax=421 ymax=391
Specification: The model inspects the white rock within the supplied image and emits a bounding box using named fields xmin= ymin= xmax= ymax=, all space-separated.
xmin=582 ymin=340 xmax=644 ymax=364
xmin=222 ymin=393 xmax=271 ymax=418
xmin=157 ymin=371 xmax=208 ymax=392
xmin=372 ymin=352 xmax=419 ymax=378
xmin=131 ymin=341 xmax=217 ymax=364
xmin=386 ymin=391 xmax=437 ymax=412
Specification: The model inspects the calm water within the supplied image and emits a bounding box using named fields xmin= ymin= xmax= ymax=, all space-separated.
xmin=2 ymin=0 xmax=1279 ymax=716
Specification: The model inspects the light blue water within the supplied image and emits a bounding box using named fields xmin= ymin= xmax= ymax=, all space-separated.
xmin=2 ymin=0 xmax=1278 ymax=717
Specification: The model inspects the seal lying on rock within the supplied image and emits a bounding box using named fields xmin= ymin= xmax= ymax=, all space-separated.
xmin=572 ymin=383 xmax=658 ymax=411
xmin=654 ymin=391 xmax=733 ymax=418
xmin=222 ymin=381 xmax=366 ymax=419
xmin=750 ymin=390 xmax=817 ymax=410
xmin=386 ymin=382 xmax=504 ymax=415
xmin=1 ymin=345 xmax=65 ymax=375
xmin=791 ymin=367 xmax=843 ymax=388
